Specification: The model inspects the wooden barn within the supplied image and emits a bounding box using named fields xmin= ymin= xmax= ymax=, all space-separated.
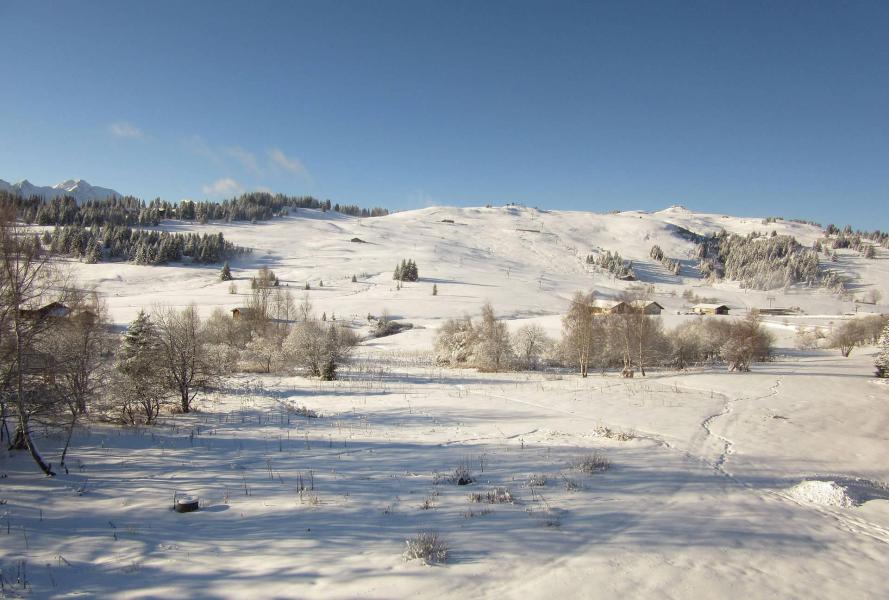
xmin=590 ymin=300 xmax=629 ymax=315
xmin=231 ymin=307 xmax=258 ymax=320
xmin=632 ymin=300 xmax=665 ymax=315
xmin=692 ymin=303 xmax=730 ymax=315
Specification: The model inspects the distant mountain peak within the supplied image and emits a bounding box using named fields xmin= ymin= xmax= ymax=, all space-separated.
xmin=1 ymin=177 xmax=120 ymax=203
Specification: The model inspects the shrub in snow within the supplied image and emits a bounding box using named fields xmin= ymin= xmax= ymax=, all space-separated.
xmin=468 ymin=487 xmax=515 ymax=504
xmin=594 ymin=426 xmax=635 ymax=441
xmin=573 ymin=452 xmax=610 ymax=474
xmin=562 ymin=476 xmax=582 ymax=492
xmin=290 ymin=405 xmax=319 ymax=418
xmin=435 ymin=463 xmax=474 ymax=486
xmin=527 ymin=473 xmax=547 ymax=487
xmin=403 ymin=531 xmax=449 ymax=564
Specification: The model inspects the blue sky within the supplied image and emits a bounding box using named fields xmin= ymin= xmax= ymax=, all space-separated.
xmin=1 ymin=1 xmax=887 ymax=229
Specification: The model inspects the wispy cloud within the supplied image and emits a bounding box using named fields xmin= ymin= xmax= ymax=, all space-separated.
xmin=181 ymin=134 xmax=220 ymax=163
xmin=202 ymin=177 xmax=244 ymax=197
xmin=225 ymin=146 xmax=261 ymax=175
xmin=407 ymin=189 xmax=437 ymax=207
xmin=109 ymin=121 xmax=143 ymax=139
xmin=268 ymin=147 xmax=312 ymax=181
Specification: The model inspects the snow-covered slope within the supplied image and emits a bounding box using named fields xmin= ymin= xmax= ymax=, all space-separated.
xmin=0 ymin=177 xmax=120 ymax=203
xmin=6 ymin=204 xmax=889 ymax=599
xmin=62 ymin=204 xmax=884 ymax=331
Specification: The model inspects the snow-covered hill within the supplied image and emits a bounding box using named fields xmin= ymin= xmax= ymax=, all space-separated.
xmin=64 ymin=204 xmax=886 ymax=335
xmin=7 ymin=203 xmax=889 ymax=599
xmin=0 ymin=177 xmax=120 ymax=203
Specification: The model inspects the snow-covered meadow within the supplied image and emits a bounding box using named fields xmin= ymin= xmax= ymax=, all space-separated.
xmin=3 ymin=205 xmax=889 ymax=598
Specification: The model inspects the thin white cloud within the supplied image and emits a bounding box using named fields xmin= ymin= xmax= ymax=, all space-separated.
xmin=407 ymin=189 xmax=437 ymax=207
xmin=268 ymin=147 xmax=312 ymax=181
xmin=181 ymin=134 xmax=220 ymax=163
xmin=202 ymin=177 xmax=244 ymax=197
xmin=225 ymin=146 xmax=261 ymax=174
xmin=109 ymin=121 xmax=143 ymax=138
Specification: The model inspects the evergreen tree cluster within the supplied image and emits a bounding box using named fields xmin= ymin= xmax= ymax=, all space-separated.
xmin=826 ymin=224 xmax=889 ymax=250
xmin=827 ymin=232 xmax=881 ymax=257
xmin=649 ymin=245 xmax=681 ymax=276
xmin=393 ymin=259 xmax=419 ymax=282
xmin=43 ymin=224 xmax=250 ymax=265
xmin=2 ymin=189 xmax=389 ymax=228
xmin=588 ymin=250 xmax=636 ymax=280
xmin=696 ymin=231 xmax=843 ymax=291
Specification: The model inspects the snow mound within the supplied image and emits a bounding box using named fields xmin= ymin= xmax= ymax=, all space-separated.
xmin=788 ymin=480 xmax=857 ymax=508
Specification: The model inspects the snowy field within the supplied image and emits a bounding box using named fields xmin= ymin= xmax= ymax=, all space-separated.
xmin=3 ymin=205 xmax=889 ymax=598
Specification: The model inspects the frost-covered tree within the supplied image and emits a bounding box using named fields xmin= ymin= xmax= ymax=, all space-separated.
xmin=476 ymin=302 xmax=512 ymax=371
xmin=284 ymin=319 xmax=357 ymax=379
xmin=115 ymin=310 xmax=168 ymax=424
xmin=697 ymin=231 xmax=843 ymax=292
xmin=513 ymin=324 xmax=552 ymax=370
xmin=595 ymin=250 xmax=635 ymax=280
xmin=435 ymin=315 xmax=479 ymax=366
xmin=875 ymin=324 xmax=889 ymax=378
xmin=220 ymin=261 xmax=233 ymax=281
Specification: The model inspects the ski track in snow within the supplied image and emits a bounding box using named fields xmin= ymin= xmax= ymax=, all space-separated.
xmin=471 ymin=377 xmax=889 ymax=548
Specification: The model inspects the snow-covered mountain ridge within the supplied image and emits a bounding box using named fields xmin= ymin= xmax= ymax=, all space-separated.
xmin=0 ymin=177 xmax=120 ymax=203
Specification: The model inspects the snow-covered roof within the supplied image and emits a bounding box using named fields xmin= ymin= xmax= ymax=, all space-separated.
xmin=631 ymin=300 xmax=664 ymax=309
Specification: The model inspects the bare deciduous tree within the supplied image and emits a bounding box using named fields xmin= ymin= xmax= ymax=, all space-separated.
xmin=560 ymin=291 xmax=600 ymax=377
xmin=41 ymin=290 xmax=112 ymax=466
xmin=284 ymin=297 xmax=358 ymax=380
xmin=721 ymin=312 xmax=773 ymax=372
xmin=154 ymin=304 xmax=212 ymax=413
xmin=0 ymin=210 xmax=61 ymax=475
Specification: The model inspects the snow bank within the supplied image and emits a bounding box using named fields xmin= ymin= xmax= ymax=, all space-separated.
xmin=788 ymin=480 xmax=857 ymax=508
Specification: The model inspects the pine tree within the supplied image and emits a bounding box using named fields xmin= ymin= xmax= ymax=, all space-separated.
xmin=351 ymin=274 xmax=357 ymax=283
xmin=875 ymin=323 xmax=889 ymax=378
xmin=432 ymin=283 xmax=438 ymax=296
xmin=117 ymin=310 xmax=157 ymax=372
xmin=85 ymin=239 xmax=103 ymax=264
xmin=220 ymin=261 xmax=233 ymax=281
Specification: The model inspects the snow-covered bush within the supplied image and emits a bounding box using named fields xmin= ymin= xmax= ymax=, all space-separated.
xmin=435 ymin=303 xmax=513 ymax=371
xmin=468 ymin=487 xmax=515 ymax=504
xmin=403 ymin=531 xmax=449 ymax=564
xmin=435 ymin=462 xmax=474 ymax=485
xmin=573 ymin=452 xmax=610 ymax=474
